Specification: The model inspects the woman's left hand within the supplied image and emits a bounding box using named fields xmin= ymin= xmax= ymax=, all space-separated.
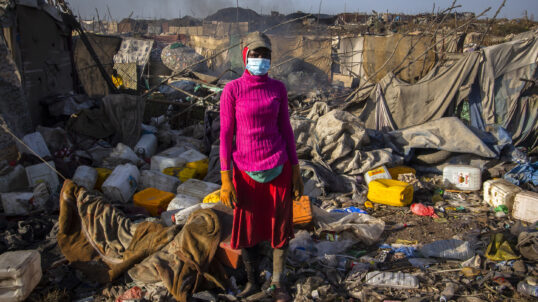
xmin=291 ymin=164 xmax=304 ymax=201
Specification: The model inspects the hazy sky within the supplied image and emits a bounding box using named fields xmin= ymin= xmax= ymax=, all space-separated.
xmin=67 ymin=0 xmax=538 ymax=20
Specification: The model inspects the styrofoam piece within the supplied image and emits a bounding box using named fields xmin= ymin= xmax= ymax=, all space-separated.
xmin=166 ymin=193 xmax=201 ymax=211
xmin=442 ymin=165 xmax=481 ymax=191
xmin=365 ymin=271 xmax=419 ymax=289
xmin=0 ymin=250 xmax=42 ymax=302
xmin=101 ymin=164 xmax=140 ymax=203
xmin=72 ymin=165 xmax=98 ymax=190
xmin=139 ymin=170 xmax=181 ymax=193
xmin=0 ymin=165 xmax=28 ymax=193
xmin=150 ymin=146 xmax=190 ymax=171
xmin=512 ymin=191 xmax=538 ymax=224
xmin=176 ymin=179 xmax=220 ymax=201
xmin=483 ymin=179 xmax=522 ymax=210
xmin=25 ymin=161 xmax=60 ymax=192
xmin=17 ymin=132 xmax=51 ymax=158
xmin=134 ymin=134 xmax=158 ymax=159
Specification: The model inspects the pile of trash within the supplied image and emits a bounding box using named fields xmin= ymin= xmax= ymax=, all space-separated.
xmin=0 ymin=87 xmax=536 ymax=301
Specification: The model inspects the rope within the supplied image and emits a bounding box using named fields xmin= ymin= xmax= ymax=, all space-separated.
xmin=0 ymin=116 xmax=68 ymax=181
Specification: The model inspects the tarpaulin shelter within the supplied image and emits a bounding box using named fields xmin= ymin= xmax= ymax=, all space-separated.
xmin=359 ymin=30 xmax=538 ymax=148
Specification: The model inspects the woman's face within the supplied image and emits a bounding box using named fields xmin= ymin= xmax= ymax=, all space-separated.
xmin=248 ymin=47 xmax=271 ymax=60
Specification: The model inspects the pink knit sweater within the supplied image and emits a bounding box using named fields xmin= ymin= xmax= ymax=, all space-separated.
xmin=220 ymin=71 xmax=299 ymax=172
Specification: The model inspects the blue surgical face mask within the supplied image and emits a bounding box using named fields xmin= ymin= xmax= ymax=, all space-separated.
xmin=246 ymin=58 xmax=271 ymax=75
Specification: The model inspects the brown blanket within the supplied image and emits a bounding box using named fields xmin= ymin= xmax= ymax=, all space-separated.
xmin=57 ymin=180 xmax=224 ymax=300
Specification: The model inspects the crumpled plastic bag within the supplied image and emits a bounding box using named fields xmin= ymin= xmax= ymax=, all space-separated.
xmin=410 ymin=203 xmax=439 ymax=218
xmin=312 ymin=205 xmax=385 ymax=245
xmin=288 ymin=230 xmax=356 ymax=265
xmin=485 ymin=233 xmax=520 ymax=261
xmin=516 ymin=231 xmax=538 ymax=261
xmin=504 ymin=162 xmax=538 ymax=186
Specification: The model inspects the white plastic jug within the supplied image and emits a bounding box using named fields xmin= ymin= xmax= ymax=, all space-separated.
xmin=1 ymin=192 xmax=34 ymax=216
xmin=179 ymin=149 xmax=207 ymax=163
xmin=176 ymin=179 xmax=220 ymax=201
xmin=139 ymin=170 xmax=181 ymax=193
xmin=364 ymin=165 xmax=392 ymax=185
xmin=512 ymin=191 xmax=538 ymax=224
xmin=101 ymin=164 xmax=140 ymax=203
xmin=0 ymin=165 xmax=28 ymax=193
xmin=442 ymin=165 xmax=481 ymax=191
xmin=109 ymin=143 xmax=140 ymax=164
xmin=25 ymin=161 xmax=60 ymax=192
xmin=150 ymin=146 xmax=190 ymax=171
xmin=483 ymin=179 xmax=522 ymax=210
xmin=17 ymin=132 xmax=51 ymax=158
xmin=72 ymin=165 xmax=98 ymax=190
xmin=0 ymin=250 xmax=42 ymax=302
xmin=134 ymin=134 xmax=158 ymax=159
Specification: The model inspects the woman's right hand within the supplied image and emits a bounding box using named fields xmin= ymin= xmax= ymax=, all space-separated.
xmin=220 ymin=170 xmax=237 ymax=209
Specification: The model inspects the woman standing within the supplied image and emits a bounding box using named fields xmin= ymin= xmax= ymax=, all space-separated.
xmin=219 ymin=31 xmax=303 ymax=301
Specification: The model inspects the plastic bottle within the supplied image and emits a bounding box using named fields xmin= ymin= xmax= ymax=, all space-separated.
xmin=440 ymin=282 xmax=457 ymax=302
xmin=364 ymin=271 xmax=419 ymax=289
xmin=517 ymin=278 xmax=538 ymax=297
xmin=134 ymin=134 xmax=158 ymax=159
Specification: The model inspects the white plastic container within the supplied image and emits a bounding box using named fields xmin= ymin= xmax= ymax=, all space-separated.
xmin=364 ymin=165 xmax=391 ymax=185
xmin=150 ymin=146 xmax=190 ymax=171
xmin=0 ymin=250 xmax=42 ymax=302
xmin=1 ymin=192 xmax=34 ymax=216
xmin=0 ymin=165 xmax=28 ymax=193
xmin=134 ymin=134 xmax=158 ymax=159
xmin=17 ymin=132 xmax=51 ymax=158
xmin=167 ymin=193 xmax=201 ymax=211
xmin=483 ymin=179 xmax=522 ymax=210
xmin=176 ymin=179 xmax=220 ymax=201
xmin=179 ymin=149 xmax=207 ymax=163
xmin=512 ymin=191 xmax=538 ymax=224
xmin=25 ymin=161 xmax=60 ymax=192
xmin=139 ymin=170 xmax=181 ymax=193
xmin=72 ymin=166 xmax=98 ymax=190
xmin=442 ymin=165 xmax=481 ymax=191
xmin=109 ymin=143 xmax=140 ymax=164
xmin=365 ymin=271 xmax=419 ymax=289
xmin=101 ymin=164 xmax=140 ymax=203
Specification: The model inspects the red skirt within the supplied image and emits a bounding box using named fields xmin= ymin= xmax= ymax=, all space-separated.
xmin=230 ymin=161 xmax=294 ymax=249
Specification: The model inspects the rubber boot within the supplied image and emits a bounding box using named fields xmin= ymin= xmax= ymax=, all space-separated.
xmin=237 ymin=247 xmax=260 ymax=298
xmin=271 ymin=247 xmax=291 ymax=302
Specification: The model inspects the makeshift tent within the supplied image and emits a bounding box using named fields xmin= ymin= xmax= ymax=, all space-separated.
xmin=358 ymin=31 xmax=538 ymax=148
xmin=362 ymin=33 xmax=436 ymax=83
xmin=360 ymin=52 xmax=481 ymax=129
